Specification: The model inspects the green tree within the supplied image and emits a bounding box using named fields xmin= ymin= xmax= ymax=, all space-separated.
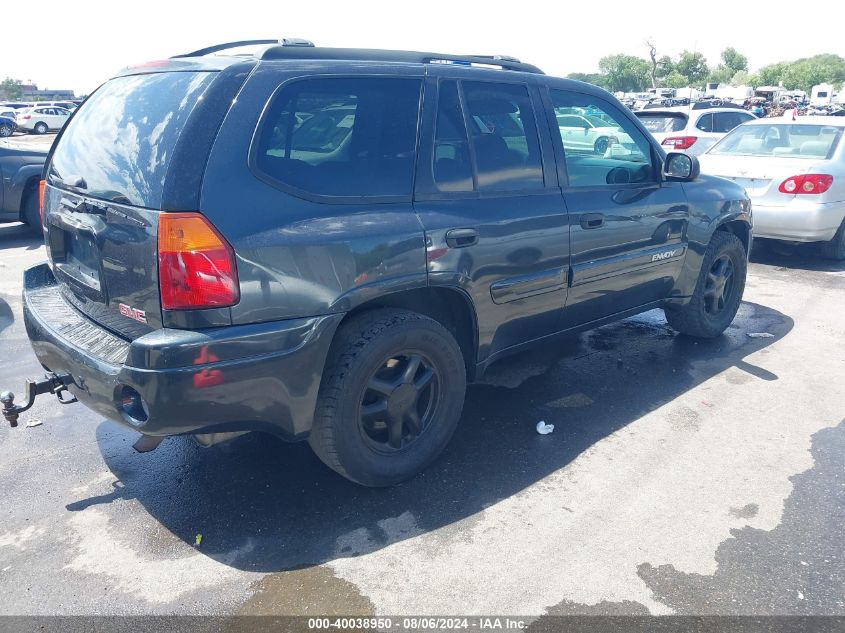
xmin=707 ymin=66 xmax=735 ymax=86
xmin=663 ymin=71 xmax=690 ymax=89
xmin=675 ymin=51 xmax=709 ymax=86
xmin=780 ymin=54 xmax=845 ymax=92
xmin=0 ymin=77 xmax=23 ymax=100
xmin=567 ymin=72 xmax=609 ymax=89
xmin=721 ymin=47 xmax=748 ymax=74
xmin=656 ymin=56 xmax=675 ymax=81
xmin=757 ymin=62 xmax=788 ymax=86
xmin=730 ymin=70 xmax=758 ymax=87
xmin=597 ymin=54 xmax=651 ymax=93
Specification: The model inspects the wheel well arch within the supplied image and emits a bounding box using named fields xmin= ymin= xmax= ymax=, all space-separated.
xmin=337 ymin=287 xmax=478 ymax=380
xmin=715 ymin=219 xmax=751 ymax=253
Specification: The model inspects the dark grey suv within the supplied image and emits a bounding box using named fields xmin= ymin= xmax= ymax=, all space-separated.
xmin=4 ymin=41 xmax=752 ymax=486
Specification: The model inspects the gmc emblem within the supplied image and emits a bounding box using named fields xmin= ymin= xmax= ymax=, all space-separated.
xmin=118 ymin=303 xmax=147 ymax=324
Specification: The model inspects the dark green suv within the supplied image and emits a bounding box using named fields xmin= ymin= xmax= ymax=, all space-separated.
xmin=4 ymin=41 xmax=751 ymax=486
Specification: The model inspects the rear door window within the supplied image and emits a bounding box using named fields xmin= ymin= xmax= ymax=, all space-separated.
xmin=433 ymin=80 xmax=474 ymax=193
xmin=712 ymin=111 xmax=754 ymax=134
xmin=462 ymin=81 xmax=544 ymax=192
xmin=253 ymin=77 xmax=422 ymax=199
xmin=48 ymin=71 xmax=216 ymax=208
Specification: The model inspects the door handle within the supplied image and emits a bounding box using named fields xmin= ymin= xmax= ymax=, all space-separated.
xmin=580 ymin=213 xmax=605 ymax=230
xmin=445 ymin=228 xmax=479 ymax=248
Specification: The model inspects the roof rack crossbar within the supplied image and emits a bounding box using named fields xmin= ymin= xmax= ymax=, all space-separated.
xmin=172 ymin=38 xmax=314 ymax=59
xmin=258 ymin=47 xmax=543 ymax=74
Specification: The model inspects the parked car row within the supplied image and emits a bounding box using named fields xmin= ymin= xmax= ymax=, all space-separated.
xmin=0 ymin=101 xmax=77 ymax=135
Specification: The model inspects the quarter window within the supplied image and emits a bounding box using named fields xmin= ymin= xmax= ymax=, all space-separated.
xmin=254 ymin=77 xmax=422 ymax=198
xmin=695 ymin=113 xmax=713 ymax=132
xmin=551 ymin=90 xmax=654 ymax=187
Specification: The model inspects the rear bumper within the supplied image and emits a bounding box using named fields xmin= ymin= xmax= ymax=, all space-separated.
xmin=22 ymin=263 xmax=343 ymax=439
xmin=752 ymin=199 xmax=845 ymax=242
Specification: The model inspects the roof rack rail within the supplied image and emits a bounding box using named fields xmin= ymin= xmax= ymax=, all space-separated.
xmin=172 ymin=38 xmax=314 ymax=59
xmin=258 ymin=46 xmax=543 ymax=74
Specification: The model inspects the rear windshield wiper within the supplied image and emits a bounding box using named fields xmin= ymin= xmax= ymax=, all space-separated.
xmin=60 ymin=197 xmax=107 ymax=216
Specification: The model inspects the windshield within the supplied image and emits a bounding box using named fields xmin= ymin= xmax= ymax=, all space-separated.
xmin=48 ymin=71 xmax=216 ymax=207
xmin=709 ymin=123 xmax=842 ymax=158
xmin=636 ymin=113 xmax=687 ymax=133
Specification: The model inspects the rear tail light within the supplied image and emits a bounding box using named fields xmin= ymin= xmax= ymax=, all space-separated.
xmin=158 ymin=212 xmax=239 ymax=310
xmin=778 ymin=174 xmax=833 ymax=195
xmin=662 ymin=136 xmax=698 ymax=150
xmin=20 ymin=114 xmax=31 ymax=120
xmin=38 ymin=179 xmax=45 ymax=225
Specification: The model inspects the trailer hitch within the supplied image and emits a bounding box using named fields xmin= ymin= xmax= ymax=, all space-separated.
xmin=1 ymin=373 xmax=77 ymax=427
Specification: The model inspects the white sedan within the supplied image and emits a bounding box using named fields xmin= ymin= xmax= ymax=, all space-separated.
xmin=699 ymin=116 xmax=845 ymax=259
xmin=557 ymin=113 xmax=634 ymax=155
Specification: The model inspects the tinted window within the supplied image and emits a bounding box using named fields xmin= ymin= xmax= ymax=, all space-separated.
xmin=695 ymin=113 xmax=713 ymax=132
xmin=636 ymin=113 xmax=688 ymax=133
xmin=433 ymin=81 xmax=473 ymax=193
xmin=462 ymin=82 xmax=544 ymax=192
xmin=49 ymin=71 xmax=216 ymax=208
xmin=551 ymin=90 xmax=654 ymax=187
xmin=712 ymin=111 xmax=753 ymax=134
xmin=254 ymin=77 xmax=422 ymax=198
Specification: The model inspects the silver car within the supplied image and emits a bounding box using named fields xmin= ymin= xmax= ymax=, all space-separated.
xmin=699 ymin=116 xmax=845 ymax=259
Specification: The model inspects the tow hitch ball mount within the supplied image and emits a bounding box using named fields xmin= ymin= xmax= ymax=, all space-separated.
xmin=1 ymin=373 xmax=77 ymax=427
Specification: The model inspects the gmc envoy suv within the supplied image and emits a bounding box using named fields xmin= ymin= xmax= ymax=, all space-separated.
xmin=2 ymin=40 xmax=752 ymax=486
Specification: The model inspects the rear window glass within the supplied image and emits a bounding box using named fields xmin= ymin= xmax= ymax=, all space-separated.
xmin=709 ymin=124 xmax=843 ymax=158
xmin=48 ymin=71 xmax=215 ymax=208
xmin=636 ymin=113 xmax=687 ymax=133
xmin=254 ymin=77 xmax=422 ymax=198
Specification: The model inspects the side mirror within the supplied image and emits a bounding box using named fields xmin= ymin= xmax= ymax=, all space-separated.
xmin=663 ymin=152 xmax=700 ymax=182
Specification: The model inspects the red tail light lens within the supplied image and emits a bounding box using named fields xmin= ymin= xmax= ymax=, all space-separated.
xmin=662 ymin=136 xmax=698 ymax=150
xmin=778 ymin=174 xmax=833 ymax=195
xmin=38 ymin=179 xmax=46 ymax=225
xmin=21 ymin=114 xmax=31 ymax=120
xmin=158 ymin=213 xmax=239 ymax=310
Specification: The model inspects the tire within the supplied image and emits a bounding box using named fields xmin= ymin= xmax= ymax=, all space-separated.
xmin=594 ymin=136 xmax=609 ymax=155
xmin=310 ymin=309 xmax=467 ymax=487
xmin=34 ymin=122 xmax=48 ymax=135
xmin=664 ymin=231 xmax=747 ymax=338
xmin=22 ymin=186 xmax=41 ymax=233
xmin=0 ymin=124 xmax=12 ymax=137
xmin=818 ymin=219 xmax=845 ymax=260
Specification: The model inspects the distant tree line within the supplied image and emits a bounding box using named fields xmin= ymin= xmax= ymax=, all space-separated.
xmin=0 ymin=78 xmax=23 ymax=100
xmin=567 ymin=48 xmax=845 ymax=94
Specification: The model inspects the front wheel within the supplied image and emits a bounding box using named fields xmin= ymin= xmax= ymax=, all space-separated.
xmin=594 ymin=136 xmax=609 ymax=155
xmin=665 ymin=231 xmax=747 ymax=338
xmin=0 ymin=124 xmax=13 ymax=137
xmin=310 ymin=309 xmax=466 ymax=487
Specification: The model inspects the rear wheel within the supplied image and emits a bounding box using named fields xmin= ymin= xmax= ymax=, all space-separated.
xmin=818 ymin=219 xmax=845 ymax=260
xmin=0 ymin=124 xmax=13 ymax=137
xmin=665 ymin=231 xmax=747 ymax=338
xmin=33 ymin=122 xmax=48 ymax=135
xmin=310 ymin=309 xmax=466 ymax=487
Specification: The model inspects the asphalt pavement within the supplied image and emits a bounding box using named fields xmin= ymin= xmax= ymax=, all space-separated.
xmin=0 ymin=223 xmax=843 ymax=621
